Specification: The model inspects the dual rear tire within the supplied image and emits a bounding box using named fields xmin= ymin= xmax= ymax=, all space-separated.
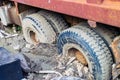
xmin=22 ymin=10 xmax=119 ymax=80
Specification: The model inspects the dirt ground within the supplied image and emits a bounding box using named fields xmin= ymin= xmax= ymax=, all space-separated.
xmin=0 ymin=26 xmax=90 ymax=80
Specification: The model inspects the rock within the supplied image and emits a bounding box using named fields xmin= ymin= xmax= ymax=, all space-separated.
xmin=76 ymin=62 xmax=84 ymax=77
xmin=13 ymin=45 xmax=20 ymax=51
xmin=27 ymin=73 xmax=34 ymax=80
xmin=43 ymin=74 xmax=58 ymax=80
xmin=25 ymin=43 xmax=34 ymax=49
xmin=41 ymin=62 xmax=53 ymax=70
xmin=83 ymin=66 xmax=89 ymax=74
xmin=64 ymin=68 xmax=75 ymax=76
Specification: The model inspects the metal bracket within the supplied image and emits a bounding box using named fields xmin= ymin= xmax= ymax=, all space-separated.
xmin=87 ymin=20 xmax=97 ymax=28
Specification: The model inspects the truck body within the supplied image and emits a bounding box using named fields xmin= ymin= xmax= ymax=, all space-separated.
xmin=11 ymin=0 xmax=120 ymax=27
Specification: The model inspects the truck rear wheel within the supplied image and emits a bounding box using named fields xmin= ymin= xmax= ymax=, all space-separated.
xmin=22 ymin=13 xmax=56 ymax=44
xmin=38 ymin=10 xmax=68 ymax=35
xmin=92 ymin=24 xmax=120 ymax=62
xmin=57 ymin=23 xmax=113 ymax=80
xmin=94 ymin=24 xmax=120 ymax=45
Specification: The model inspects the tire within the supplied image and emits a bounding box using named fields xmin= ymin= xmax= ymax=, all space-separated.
xmin=57 ymin=23 xmax=113 ymax=80
xmin=38 ymin=10 xmax=69 ymax=35
xmin=22 ymin=13 xmax=56 ymax=44
xmin=94 ymin=24 xmax=120 ymax=62
xmin=94 ymin=24 xmax=120 ymax=45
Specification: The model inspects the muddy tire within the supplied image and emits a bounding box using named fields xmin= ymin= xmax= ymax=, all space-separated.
xmin=22 ymin=13 xmax=56 ymax=44
xmin=38 ymin=10 xmax=68 ymax=35
xmin=57 ymin=23 xmax=113 ymax=80
xmin=94 ymin=25 xmax=120 ymax=62
xmin=95 ymin=24 xmax=120 ymax=45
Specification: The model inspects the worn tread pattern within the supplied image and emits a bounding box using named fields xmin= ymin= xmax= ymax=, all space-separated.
xmin=94 ymin=24 xmax=120 ymax=44
xmin=94 ymin=25 xmax=120 ymax=62
xmin=22 ymin=13 xmax=56 ymax=44
xmin=38 ymin=10 xmax=69 ymax=35
xmin=57 ymin=23 xmax=113 ymax=80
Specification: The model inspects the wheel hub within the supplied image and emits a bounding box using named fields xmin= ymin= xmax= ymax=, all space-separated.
xmin=75 ymin=51 xmax=88 ymax=66
xmin=30 ymin=31 xmax=39 ymax=44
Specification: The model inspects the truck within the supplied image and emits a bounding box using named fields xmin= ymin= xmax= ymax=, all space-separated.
xmin=0 ymin=0 xmax=120 ymax=80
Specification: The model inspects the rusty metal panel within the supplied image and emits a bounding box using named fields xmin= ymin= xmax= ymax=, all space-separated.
xmin=111 ymin=36 xmax=120 ymax=64
xmin=10 ymin=0 xmax=120 ymax=28
xmin=9 ymin=7 xmax=21 ymax=25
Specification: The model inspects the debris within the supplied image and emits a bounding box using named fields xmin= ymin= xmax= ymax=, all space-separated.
xmin=5 ymin=33 xmax=18 ymax=38
xmin=0 ymin=29 xmax=18 ymax=38
xmin=25 ymin=43 xmax=33 ymax=49
xmin=0 ymin=28 xmax=93 ymax=80
xmin=83 ymin=66 xmax=89 ymax=74
xmin=36 ymin=70 xmax=63 ymax=77
xmin=66 ymin=57 xmax=76 ymax=66
xmin=51 ymin=76 xmax=84 ymax=80
xmin=13 ymin=45 xmax=20 ymax=51
xmin=86 ymin=72 xmax=94 ymax=80
xmin=12 ymin=25 xmax=17 ymax=33
xmin=112 ymin=64 xmax=120 ymax=80
xmin=27 ymin=73 xmax=35 ymax=80
xmin=64 ymin=68 xmax=75 ymax=76
xmin=0 ymin=29 xmax=10 ymax=38
xmin=0 ymin=29 xmax=10 ymax=36
xmin=41 ymin=62 xmax=53 ymax=70
xmin=0 ymin=20 xmax=5 ymax=30
xmin=21 ymin=78 xmax=28 ymax=80
xmin=76 ymin=62 xmax=84 ymax=77
xmin=0 ymin=31 xmax=4 ymax=38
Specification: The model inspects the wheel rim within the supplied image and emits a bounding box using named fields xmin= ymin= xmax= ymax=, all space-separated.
xmin=62 ymin=44 xmax=94 ymax=79
xmin=75 ymin=50 xmax=88 ymax=66
xmin=68 ymin=48 xmax=88 ymax=66
xmin=63 ymin=43 xmax=92 ymax=72
xmin=29 ymin=30 xmax=39 ymax=44
xmin=30 ymin=31 xmax=37 ymax=42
